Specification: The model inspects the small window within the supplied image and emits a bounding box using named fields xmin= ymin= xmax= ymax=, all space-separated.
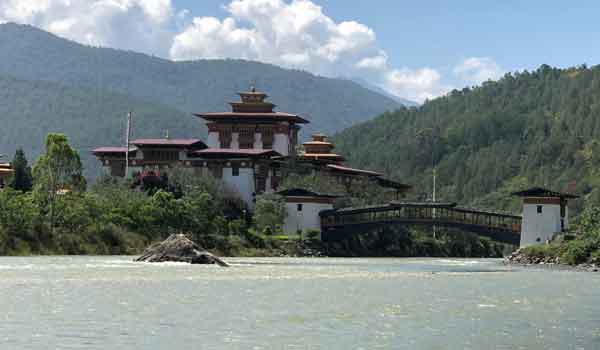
xmin=537 ymin=205 xmax=543 ymax=214
xmin=297 ymin=204 xmax=303 ymax=212
xmin=232 ymin=165 xmax=239 ymax=176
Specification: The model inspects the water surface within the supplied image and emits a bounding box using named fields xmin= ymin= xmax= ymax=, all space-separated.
xmin=0 ymin=256 xmax=598 ymax=349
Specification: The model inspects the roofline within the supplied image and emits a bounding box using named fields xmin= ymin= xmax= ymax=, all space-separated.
xmin=193 ymin=113 xmax=310 ymax=124
xmin=511 ymin=187 xmax=579 ymax=199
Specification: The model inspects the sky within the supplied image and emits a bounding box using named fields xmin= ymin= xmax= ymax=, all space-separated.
xmin=1 ymin=0 xmax=600 ymax=103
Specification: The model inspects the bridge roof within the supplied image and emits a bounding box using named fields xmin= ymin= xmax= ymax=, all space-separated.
xmin=321 ymin=202 xmax=458 ymax=216
xmin=452 ymin=207 xmax=522 ymax=219
xmin=511 ymin=187 xmax=579 ymax=199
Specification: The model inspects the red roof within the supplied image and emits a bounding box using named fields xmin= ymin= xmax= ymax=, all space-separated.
xmin=92 ymin=147 xmax=136 ymax=154
xmin=326 ymin=164 xmax=382 ymax=176
xmin=132 ymin=139 xmax=206 ymax=148
xmin=194 ymin=112 xmax=309 ymax=124
xmin=192 ymin=148 xmax=281 ymax=158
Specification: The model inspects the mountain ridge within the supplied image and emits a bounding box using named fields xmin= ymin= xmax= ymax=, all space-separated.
xmin=0 ymin=23 xmax=403 ymax=137
xmin=333 ymin=64 xmax=600 ymax=214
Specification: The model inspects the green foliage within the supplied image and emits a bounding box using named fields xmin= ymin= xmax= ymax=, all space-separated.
xmin=334 ymin=65 xmax=600 ymax=213
xmin=32 ymin=134 xmax=86 ymax=233
xmin=9 ymin=148 xmax=32 ymax=192
xmin=33 ymin=134 xmax=86 ymax=194
xmin=253 ymin=194 xmax=287 ymax=234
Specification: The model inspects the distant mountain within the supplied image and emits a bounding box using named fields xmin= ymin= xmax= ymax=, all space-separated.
xmin=0 ymin=75 xmax=200 ymax=178
xmin=349 ymin=77 xmax=419 ymax=107
xmin=334 ymin=65 xmax=600 ymax=214
xmin=0 ymin=23 xmax=401 ymax=142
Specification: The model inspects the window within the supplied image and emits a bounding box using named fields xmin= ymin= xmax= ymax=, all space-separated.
xmin=220 ymin=129 xmax=232 ymax=148
xmin=239 ymin=127 xmax=255 ymax=149
xmin=232 ymin=165 xmax=239 ymax=176
xmin=261 ymin=127 xmax=274 ymax=149
xmin=297 ymin=204 xmax=303 ymax=212
xmin=537 ymin=205 xmax=543 ymax=214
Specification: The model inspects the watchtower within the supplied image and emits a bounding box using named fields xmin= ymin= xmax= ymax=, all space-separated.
xmin=512 ymin=187 xmax=579 ymax=247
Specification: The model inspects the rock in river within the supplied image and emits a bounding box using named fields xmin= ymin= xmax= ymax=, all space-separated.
xmin=135 ymin=234 xmax=229 ymax=267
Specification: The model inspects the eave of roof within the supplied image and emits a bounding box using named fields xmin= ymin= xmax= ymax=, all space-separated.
xmin=191 ymin=148 xmax=281 ymax=158
xmin=132 ymin=139 xmax=206 ymax=147
xmin=194 ymin=112 xmax=309 ymax=124
xmin=511 ymin=187 xmax=579 ymax=199
xmin=276 ymin=188 xmax=341 ymax=198
xmin=92 ymin=147 xmax=137 ymax=154
xmin=303 ymin=141 xmax=334 ymax=146
xmin=299 ymin=153 xmax=345 ymax=160
xmin=326 ymin=164 xmax=382 ymax=176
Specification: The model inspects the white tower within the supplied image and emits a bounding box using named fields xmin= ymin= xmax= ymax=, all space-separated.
xmin=512 ymin=187 xmax=578 ymax=247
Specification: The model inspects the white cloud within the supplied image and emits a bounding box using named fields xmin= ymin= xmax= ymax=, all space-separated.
xmin=170 ymin=0 xmax=447 ymax=102
xmin=0 ymin=0 xmax=174 ymax=54
xmin=171 ymin=0 xmax=381 ymax=76
xmin=454 ymin=57 xmax=504 ymax=85
xmin=385 ymin=68 xmax=450 ymax=103
xmin=356 ymin=52 xmax=388 ymax=71
xmin=0 ymin=0 xmax=457 ymax=102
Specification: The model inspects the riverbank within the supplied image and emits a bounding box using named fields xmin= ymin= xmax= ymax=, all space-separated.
xmin=505 ymin=248 xmax=599 ymax=272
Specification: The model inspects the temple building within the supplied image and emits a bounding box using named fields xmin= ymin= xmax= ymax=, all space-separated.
xmin=295 ymin=133 xmax=411 ymax=198
xmin=93 ymin=87 xmax=410 ymax=208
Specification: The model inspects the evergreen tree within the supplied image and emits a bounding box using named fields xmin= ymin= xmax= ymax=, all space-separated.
xmin=9 ymin=148 xmax=32 ymax=192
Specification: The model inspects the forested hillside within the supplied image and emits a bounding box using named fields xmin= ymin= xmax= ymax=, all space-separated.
xmin=334 ymin=65 xmax=600 ymax=214
xmin=0 ymin=23 xmax=402 ymax=139
xmin=0 ymin=75 xmax=201 ymax=178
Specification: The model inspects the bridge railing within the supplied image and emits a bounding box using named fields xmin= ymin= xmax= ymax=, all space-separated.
xmin=320 ymin=203 xmax=521 ymax=234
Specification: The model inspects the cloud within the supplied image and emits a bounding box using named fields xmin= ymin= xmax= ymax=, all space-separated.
xmin=454 ymin=57 xmax=504 ymax=85
xmin=170 ymin=0 xmax=448 ymax=102
xmin=0 ymin=0 xmax=174 ymax=54
xmin=384 ymin=68 xmax=451 ymax=103
xmin=0 ymin=0 xmax=455 ymax=102
xmin=171 ymin=0 xmax=381 ymax=76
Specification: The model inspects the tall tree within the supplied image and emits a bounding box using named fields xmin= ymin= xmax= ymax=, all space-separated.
xmin=9 ymin=148 xmax=33 ymax=192
xmin=33 ymin=134 xmax=86 ymax=233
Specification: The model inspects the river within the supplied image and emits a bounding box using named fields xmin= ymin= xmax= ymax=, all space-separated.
xmin=0 ymin=256 xmax=598 ymax=349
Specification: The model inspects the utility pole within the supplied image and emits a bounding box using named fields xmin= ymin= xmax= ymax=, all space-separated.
xmin=432 ymin=124 xmax=438 ymax=240
xmin=125 ymin=111 xmax=132 ymax=178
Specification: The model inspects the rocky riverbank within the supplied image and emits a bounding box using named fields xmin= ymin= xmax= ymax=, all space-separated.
xmin=505 ymin=249 xmax=599 ymax=272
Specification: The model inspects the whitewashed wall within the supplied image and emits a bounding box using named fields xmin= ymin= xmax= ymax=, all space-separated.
xmin=207 ymin=132 xmax=219 ymax=148
xmin=520 ymin=203 xmax=564 ymax=247
xmin=273 ymin=133 xmax=290 ymax=156
xmin=222 ymin=167 xmax=256 ymax=207
xmin=283 ymin=202 xmax=333 ymax=235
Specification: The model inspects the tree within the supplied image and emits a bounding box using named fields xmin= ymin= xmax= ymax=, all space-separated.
xmin=33 ymin=134 xmax=86 ymax=233
xmin=253 ymin=194 xmax=287 ymax=234
xmin=9 ymin=148 xmax=33 ymax=192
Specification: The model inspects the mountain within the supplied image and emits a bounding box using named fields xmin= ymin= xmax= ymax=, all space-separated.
xmin=0 ymin=75 xmax=201 ymax=178
xmin=0 ymin=23 xmax=401 ymax=141
xmin=349 ymin=77 xmax=419 ymax=107
xmin=333 ymin=64 xmax=600 ymax=215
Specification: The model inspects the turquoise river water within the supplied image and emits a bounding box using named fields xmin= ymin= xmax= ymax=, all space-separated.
xmin=0 ymin=256 xmax=598 ymax=349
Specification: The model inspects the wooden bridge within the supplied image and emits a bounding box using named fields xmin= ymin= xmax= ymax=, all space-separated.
xmin=320 ymin=202 xmax=522 ymax=245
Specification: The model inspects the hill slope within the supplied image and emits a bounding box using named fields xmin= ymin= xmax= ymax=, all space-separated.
xmin=0 ymin=23 xmax=401 ymax=138
xmin=0 ymin=75 xmax=202 ymax=178
xmin=334 ymin=65 xmax=600 ymax=214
